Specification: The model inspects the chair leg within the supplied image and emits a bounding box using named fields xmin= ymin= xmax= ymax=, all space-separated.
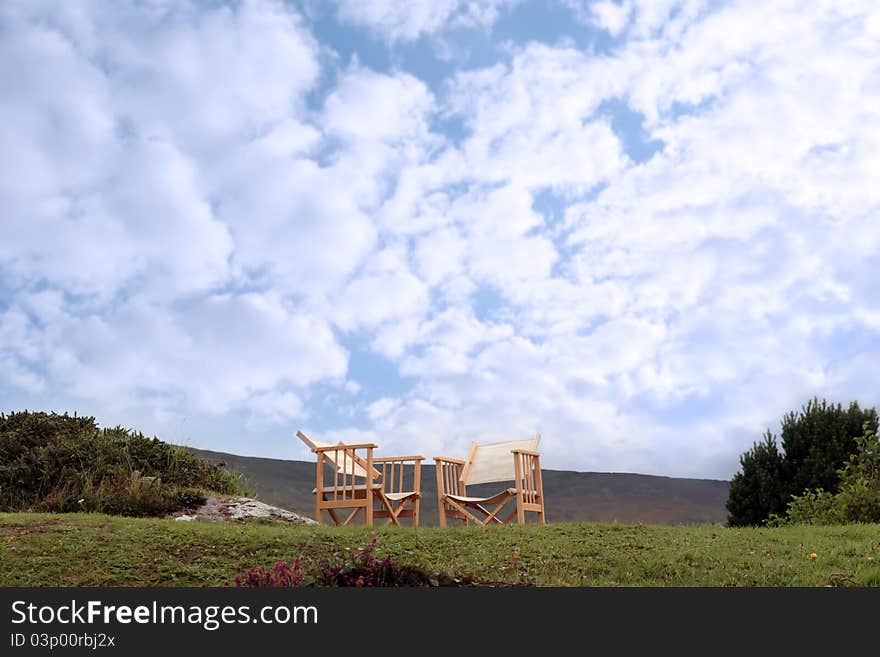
xmin=438 ymin=497 xmax=448 ymax=528
xmin=445 ymin=498 xmax=490 ymax=525
xmin=481 ymin=497 xmax=513 ymax=524
xmin=377 ymin=494 xmax=400 ymax=526
xmin=413 ymin=495 xmax=420 ymax=528
xmin=341 ymin=508 xmax=362 ymax=526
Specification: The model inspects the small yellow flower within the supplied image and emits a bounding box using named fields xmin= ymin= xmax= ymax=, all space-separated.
xmin=809 ymin=552 xmax=818 ymax=560
xmin=868 ymin=556 xmax=873 ymax=561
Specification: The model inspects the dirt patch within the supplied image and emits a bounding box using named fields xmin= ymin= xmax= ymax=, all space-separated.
xmin=1 ymin=518 xmax=65 ymax=536
xmin=188 ymin=495 xmax=230 ymax=522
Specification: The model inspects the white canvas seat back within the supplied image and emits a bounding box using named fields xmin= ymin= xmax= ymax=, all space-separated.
xmin=462 ymin=435 xmax=540 ymax=486
xmin=296 ymin=431 xmax=374 ymax=479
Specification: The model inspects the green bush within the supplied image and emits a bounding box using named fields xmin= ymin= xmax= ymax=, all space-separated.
xmin=0 ymin=411 xmax=245 ymax=516
xmin=835 ymin=478 xmax=880 ymax=523
xmin=780 ymin=422 xmax=880 ymax=525
xmin=727 ymin=398 xmax=878 ymax=526
xmin=781 ymin=399 xmax=876 ymax=497
xmin=777 ymin=488 xmax=841 ymax=525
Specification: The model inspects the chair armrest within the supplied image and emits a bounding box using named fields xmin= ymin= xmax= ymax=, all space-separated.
xmin=511 ymin=449 xmax=540 ymax=457
xmin=434 ymin=456 xmax=466 ymax=465
xmin=312 ymin=443 xmax=378 ymax=452
xmin=373 ymin=455 xmax=425 ymax=463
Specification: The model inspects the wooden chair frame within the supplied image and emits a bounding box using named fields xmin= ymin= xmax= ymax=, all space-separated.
xmin=297 ymin=431 xmax=423 ymax=527
xmin=312 ymin=442 xmax=378 ymax=526
xmin=373 ymin=455 xmax=423 ymax=526
xmin=434 ymin=436 xmax=545 ymax=526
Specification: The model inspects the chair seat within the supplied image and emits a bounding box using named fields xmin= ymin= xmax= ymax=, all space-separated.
xmin=312 ymin=483 xmax=382 ymax=494
xmin=384 ymin=490 xmax=419 ymax=502
xmin=446 ymin=488 xmax=517 ymax=505
xmin=312 ymin=485 xmax=418 ymax=502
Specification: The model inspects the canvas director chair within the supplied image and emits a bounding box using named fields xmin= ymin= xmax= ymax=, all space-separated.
xmin=434 ymin=434 xmax=545 ymax=526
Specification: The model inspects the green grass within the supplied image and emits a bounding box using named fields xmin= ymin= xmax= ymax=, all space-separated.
xmin=2 ymin=513 xmax=879 ymax=587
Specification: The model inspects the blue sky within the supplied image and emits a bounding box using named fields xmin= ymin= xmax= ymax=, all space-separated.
xmin=2 ymin=0 xmax=879 ymax=479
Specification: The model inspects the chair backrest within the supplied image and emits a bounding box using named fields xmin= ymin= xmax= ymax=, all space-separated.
xmin=461 ymin=434 xmax=540 ymax=486
xmin=296 ymin=430 xmax=380 ymax=479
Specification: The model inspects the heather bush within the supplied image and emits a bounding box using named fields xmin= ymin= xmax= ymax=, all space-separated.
xmin=233 ymin=537 xmax=523 ymax=588
xmin=316 ymin=536 xmax=412 ymax=587
xmin=235 ymin=558 xmax=305 ymax=588
xmin=0 ymin=410 xmax=244 ymax=516
xmin=233 ymin=540 xmax=411 ymax=588
xmin=234 ymin=537 xmax=470 ymax=588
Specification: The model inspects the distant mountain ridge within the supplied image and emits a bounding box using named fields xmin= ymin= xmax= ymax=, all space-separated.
xmin=191 ymin=448 xmax=730 ymax=526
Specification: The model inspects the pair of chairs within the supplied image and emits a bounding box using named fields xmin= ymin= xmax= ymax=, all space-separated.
xmin=296 ymin=430 xmax=546 ymax=527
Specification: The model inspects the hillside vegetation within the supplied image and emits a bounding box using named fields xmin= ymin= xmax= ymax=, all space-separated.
xmin=2 ymin=513 xmax=878 ymax=587
xmin=0 ymin=412 xmax=244 ymax=516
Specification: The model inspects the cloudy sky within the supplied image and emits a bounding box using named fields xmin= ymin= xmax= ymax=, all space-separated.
xmin=2 ymin=0 xmax=878 ymax=479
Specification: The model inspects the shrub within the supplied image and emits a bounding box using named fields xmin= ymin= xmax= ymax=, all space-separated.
xmin=778 ymin=488 xmax=841 ymax=525
xmin=0 ymin=410 xmax=245 ymax=516
xmin=233 ymin=536 xmax=527 ymax=588
xmin=835 ymin=478 xmax=880 ymax=523
xmin=316 ymin=536 xmax=432 ymax=587
xmin=235 ymin=558 xmax=305 ymax=588
xmin=781 ymin=399 xmax=877 ymax=496
xmin=780 ymin=422 xmax=880 ymax=525
xmin=234 ymin=537 xmax=468 ymax=588
xmin=727 ymin=398 xmax=878 ymax=526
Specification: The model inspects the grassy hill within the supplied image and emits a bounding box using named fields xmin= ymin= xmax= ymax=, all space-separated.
xmin=192 ymin=448 xmax=730 ymax=526
xmin=2 ymin=513 xmax=878 ymax=586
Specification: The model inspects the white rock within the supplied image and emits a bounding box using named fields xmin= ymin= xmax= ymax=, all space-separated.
xmin=225 ymin=497 xmax=317 ymax=525
xmin=174 ymin=514 xmax=197 ymax=522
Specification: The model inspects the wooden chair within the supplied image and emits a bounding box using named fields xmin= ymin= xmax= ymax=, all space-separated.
xmin=296 ymin=431 xmax=423 ymax=527
xmin=434 ymin=434 xmax=545 ymax=526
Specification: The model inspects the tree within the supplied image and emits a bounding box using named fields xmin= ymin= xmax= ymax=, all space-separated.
xmin=781 ymin=398 xmax=878 ymax=497
xmin=726 ymin=398 xmax=879 ymax=526
xmin=726 ymin=432 xmax=787 ymax=527
xmin=783 ymin=421 xmax=880 ymax=525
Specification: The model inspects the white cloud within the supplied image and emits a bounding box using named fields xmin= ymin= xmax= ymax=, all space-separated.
xmin=593 ymin=1 xmax=633 ymax=36
xmin=2 ymin=291 xmax=347 ymax=418
xmin=447 ymin=46 xmax=629 ymax=192
xmin=0 ymin=2 xmax=361 ymax=427
xmin=333 ymin=0 xmax=519 ymax=42
xmin=245 ymin=390 xmax=306 ymax=429
xmin=3 ymin=0 xmax=880 ymax=480
xmin=334 ymin=269 xmax=430 ymax=333
xmin=564 ymin=0 xmax=633 ymax=36
xmin=323 ymin=67 xmax=436 ymax=142
xmin=331 ymin=0 xmax=880 ymax=478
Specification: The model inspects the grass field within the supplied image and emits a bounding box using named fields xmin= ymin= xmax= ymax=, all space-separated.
xmin=2 ymin=513 xmax=880 ymax=587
